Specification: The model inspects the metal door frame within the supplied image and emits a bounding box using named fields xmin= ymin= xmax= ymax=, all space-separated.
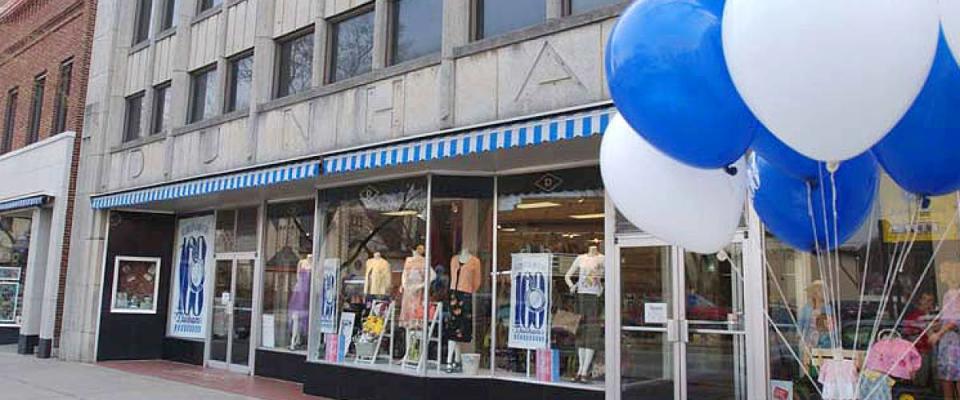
xmin=205 ymin=252 xmax=256 ymax=373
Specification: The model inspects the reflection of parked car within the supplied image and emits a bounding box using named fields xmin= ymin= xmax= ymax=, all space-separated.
xmin=686 ymin=293 xmax=730 ymax=321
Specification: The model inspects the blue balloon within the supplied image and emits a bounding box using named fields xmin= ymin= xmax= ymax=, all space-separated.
xmin=605 ymin=0 xmax=756 ymax=169
xmin=752 ymin=153 xmax=878 ymax=252
xmin=872 ymin=34 xmax=960 ymax=196
xmin=751 ymin=124 xmax=821 ymax=181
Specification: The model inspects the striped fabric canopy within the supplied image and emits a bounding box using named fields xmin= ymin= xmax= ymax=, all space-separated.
xmin=0 ymin=195 xmax=49 ymax=213
xmin=323 ymin=105 xmax=615 ymax=175
xmin=90 ymin=159 xmax=321 ymax=209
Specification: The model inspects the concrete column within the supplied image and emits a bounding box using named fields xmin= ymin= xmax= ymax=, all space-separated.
xmin=17 ymin=208 xmax=51 ymax=354
xmin=546 ymin=0 xmax=565 ymax=19
xmin=245 ymin=0 xmax=277 ymax=163
xmin=371 ymin=0 xmax=389 ymax=70
xmin=437 ymin=0 xmax=471 ymax=129
xmin=37 ymin=200 xmax=69 ymax=358
xmin=312 ymin=1 xmax=329 ymax=87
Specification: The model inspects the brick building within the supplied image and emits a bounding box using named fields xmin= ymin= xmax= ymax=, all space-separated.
xmin=0 ymin=0 xmax=95 ymax=358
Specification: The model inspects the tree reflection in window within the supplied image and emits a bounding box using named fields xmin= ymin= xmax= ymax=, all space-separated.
xmin=277 ymin=33 xmax=313 ymax=98
xmin=331 ymin=10 xmax=374 ymax=83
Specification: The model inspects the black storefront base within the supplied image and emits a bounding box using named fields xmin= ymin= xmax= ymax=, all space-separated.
xmin=0 ymin=327 xmax=17 ymax=345
xmin=254 ymin=349 xmax=307 ymax=383
xmin=17 ymin=334 xmax=38 ymax=354
xmin=162 ymin=337 xmax=204 ymax=365
xmin=302 ymin=362 xmax=604 ymax=400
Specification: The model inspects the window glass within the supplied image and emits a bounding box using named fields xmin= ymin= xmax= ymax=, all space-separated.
xmin=227 ymin=53 xmax=253 ymax=111
xmin=159 ymin=0 xmax=178 ymax=31
xmin=308 ymin=178 xmax=428 ymax=369
xmin=330 ymin=11 xmax=374 ymax=83
xmin=111 ymin=257 xmax=161 ymax=313
xmin=151 ymin=82 xmax=170 ymax=134
xmin=123 ymin=93 xmax=144 ymax=142
xmin=478 ymin=0 xmax=545 ymax=39
xmin=277 ymin=32 xmax=313 ymax=98
xmin=27 ymin=75 xmax=44 ymax=144
xmin=189 ymin=66 xmax=217 ymax=123
xmin=216 ymin=207 xmax=258 ymax=253
xmin=0 ymin=216 xmax=30 ymax=325
xmin=766 ymin=174 xmax=958 ymax=400
xmin=262 ymin=200 xmax=315 ymax=352
xmin=494 ymin=167 xmax=605 ymax=387
xmin=52 ymin=61 xmax=72 ymax=135
xmin=569 ymin=0 xmax=621 ymax=14
xmin=391 ymin=0 xmax=442 ymax=65
xmin=133 ymin=0 xmax=153 ymax=44
xmin=2 ymin=89 xmax=16 ymax=153
xmin=198 ymin=0 xmax=222 ymax=13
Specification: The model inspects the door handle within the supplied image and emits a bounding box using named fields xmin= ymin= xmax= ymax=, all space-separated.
xmin=667 ymin=320 xmax=679 ymax=343
xmin=679 ymin=320 xmax=689 ymax=343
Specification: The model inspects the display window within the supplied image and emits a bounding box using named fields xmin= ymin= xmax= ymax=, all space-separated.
xmin=262 ymin=200 xmax=314 ymax=352
xmin=215 ymin=207 xmax=258 ymax=253
xmin=766 ymin=174 xmax=959 ymax=400
xmin=0 ymin=215 xmax=29 ymax=325
xmin=494 ymin=167 xmax=606 ymax=387
xmin=309 ymin=177 xmax=429 ymax=370
xmin=110 ymin=256 xmax=161 ymax=314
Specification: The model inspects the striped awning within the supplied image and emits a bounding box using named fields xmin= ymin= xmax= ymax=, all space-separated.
xmin=0 ymin=195 xmax=50 ymax=213
xmin=322 ymin=105 xmax=615 ymax=175
xmin=90 ymin=159 xmax=322 ymax=209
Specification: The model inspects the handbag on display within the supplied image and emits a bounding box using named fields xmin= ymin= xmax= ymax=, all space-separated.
xmin=864 ymin=330 xmax=922 ymax=379
xmin=552 ymin=309 xmax=582 ymax=334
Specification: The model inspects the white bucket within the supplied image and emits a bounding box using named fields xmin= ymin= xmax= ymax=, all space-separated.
xmin=461 ymin=353 xmax=481 ymax=376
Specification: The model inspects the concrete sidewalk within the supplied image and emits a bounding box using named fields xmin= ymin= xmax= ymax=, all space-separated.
xmin=0 ymin=345 xmax=303 ymax=399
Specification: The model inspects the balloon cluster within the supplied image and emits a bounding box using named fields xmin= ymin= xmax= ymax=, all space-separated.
xmin=601 ymin=0 xmax=958 ymax=254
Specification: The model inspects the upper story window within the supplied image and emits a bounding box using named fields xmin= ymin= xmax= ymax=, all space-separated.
xmin=198 ymin=0 xmax=222 ymax=13
xmin=226 ymin=52 xmax=253 ymax=112
xmin=475 ymin=0 xmax=545 ymax=40
xmin=27 ymin=75 xmax=45 ymax=144
xmin=52 ymin=59 xmax=73 ymax=135
xmin=123 ymin=92 xmax=145 ymax=143
xmin=151 ymin=82 xmax=171 ymax=134
xmin=276 ymin=30 xmax=313 ymax=98
xmin=189 ymin=65 xmax=218 ymax=123
xmin=133 ymin=0 xmax=153 ymax=45
xmin=2 ymin=89 xmax=17 ymax=153
xmin=389 ymin=0 xmax=442 ymax=65
xmin=329 ymin=9 xmax=374 ymax=83
xmin=159 ymin=0 xmax=178 ymax=32
xmin=566 ymin=0 xmax=622 ymax=14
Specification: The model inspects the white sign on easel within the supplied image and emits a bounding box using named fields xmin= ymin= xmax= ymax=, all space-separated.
xmin=508 ymin=253 xmax=552 ymax=350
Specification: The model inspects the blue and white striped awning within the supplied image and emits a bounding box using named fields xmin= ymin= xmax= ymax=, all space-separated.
xmin=90 ymin=159 xmax=321 ymax=209
xmin=0 ymin=195 xmax=49 ymax=213
xmin=323 ymin=105 xmax=615 ymax=175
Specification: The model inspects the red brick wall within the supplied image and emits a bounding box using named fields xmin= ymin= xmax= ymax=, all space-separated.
xmin=0 ymin=0 xmax=96 ymax=347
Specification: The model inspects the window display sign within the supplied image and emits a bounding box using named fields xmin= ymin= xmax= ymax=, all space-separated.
xmin=317 ymin=258 xmax=340 ymax=334
xmin=0 ymin=280 xmax=20 ymax=323
xmin=509 ymin=253 xmax=551 ymax=350
xmin=168 ymin=215 xmax=214 ymax=339
xmin=110 ymin=256 xmax=161 ymax=314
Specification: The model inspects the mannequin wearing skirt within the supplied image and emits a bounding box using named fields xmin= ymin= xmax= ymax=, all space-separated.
xmin=565 ymin=246 xmax=604 ymax=383
xmin=445 ymin=249 xmax=482 ymax=372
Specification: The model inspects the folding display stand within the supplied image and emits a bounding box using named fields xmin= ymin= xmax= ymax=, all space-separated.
xmin=402 ymin=302 xmax=443 ymax=372
xmin=355 ymin=301 xmax=396 ymax=365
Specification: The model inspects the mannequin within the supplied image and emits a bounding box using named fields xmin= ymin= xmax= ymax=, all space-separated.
xmin=289 ymin=254 xmax=312 ymax=350
xmin=565 ymin=245 xmax=604 ymax=382
xmin=445 ymin=248 xmax=482 ymax=372
xmin=364 ymin=252 xmax=391 ymax=299
xmin=400 ymin=245 xmax=433 ymax=361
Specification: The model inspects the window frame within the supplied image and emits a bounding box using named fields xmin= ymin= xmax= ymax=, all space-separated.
xmin=387 ymin=0 xmax=443 ymax=66
xmin=51 ymin=59 xmax=73 ymax=135
xmin=562 ymin=0 xmax=624 ymax=16
xmin=158 ymin=0 xmax=177 ymax=32
xmin=151 ymin=81 xmax=171 ymax=135
xmin=2 ymin=88 xmax=17 ymax=153
xmin=471 ymin=0 xmax=547 ymax=41
xmin=26 ymin=74 xmax=45 ymax=145
xmin=225 ymin=50 xmax=254 ymax=113
xmin=132 ymin=0 xmax=154 ymax=45
xmin=197 ymin=0 xmax=222 ymax=14
xmin=274 ymin=27 xmax=315 ymax=99
xmin=123 ymin=92 xmax=145 ymax=143
xmin=325 ymin=6 xmax=375 ymax=84
xmin=188 ymin=64 xmax=218 ymax=124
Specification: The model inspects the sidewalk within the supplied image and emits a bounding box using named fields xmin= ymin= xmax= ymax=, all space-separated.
xmin=0 ymin=345 xmax=327 ymax=400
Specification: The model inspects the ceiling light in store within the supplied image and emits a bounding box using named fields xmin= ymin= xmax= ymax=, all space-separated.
xmin=569 ymin=213 xmax=605 ymax=220
xmin=500 ymin=227 xmax=517 ymax=232
xmin=382 ymin=210 xmax=419 ymax=217
xmin=516 ymin=201 xmax=560 ymax=210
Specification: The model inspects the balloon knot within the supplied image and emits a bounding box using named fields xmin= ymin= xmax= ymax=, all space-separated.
xmin=825 ymin=161 xmax=840 ymax=173
xmin=724 ymin=165 xmax=739 ymax=176
xmin=920 ymin=196 xmax=931 ymax=210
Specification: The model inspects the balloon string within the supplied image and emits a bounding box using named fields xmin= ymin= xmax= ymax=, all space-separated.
xmin=766 ymin=313 xmax=825 ymax=399
xmin=852 ymin=203 xmax=877 ymax=353
xmin=892 ymin=203 xmax=957 ymax=330
xmin=816 ymin=166 xmax=840 ymax=352
xmin=830 ymin=169 xmax=843 ymax=350
xmin=806 ymin=181 xmax=834 ymax=349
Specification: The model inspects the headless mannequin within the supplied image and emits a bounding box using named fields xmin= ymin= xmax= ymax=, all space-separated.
xmin=401 ymin=245 xmax=432 ymax=361
xmin=446 ymin=249 xmax=481 ymax=369
xmin=364 ymin=252 xmax=391 ymax=297
xmin=565 ymin=246 xmax=603 ymax=382
xmin=290 ymin=254 xmax=313 ymax=350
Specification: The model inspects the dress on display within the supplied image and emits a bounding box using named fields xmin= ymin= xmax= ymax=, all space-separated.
xmin=447 ymin=255 xmax=481 ymax=343
xmin=400 ymin=254 xmax=429 ymax=329
xmin=817 ymin=358 xmax=857 ymax=400
xmin=288 ymin=259 xmax=311 ymax=335
xmin=364 ymin=257 xmax=391 ymax=297
xmin=568 ymin=253 xmax=603 ymax=349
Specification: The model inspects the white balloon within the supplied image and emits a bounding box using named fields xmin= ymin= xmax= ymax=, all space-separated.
xmin=600 ymin=115 xmax=747 ymax=254
xmin=942 ymin=0 xmax=960 ymax=64
xmin=723 ymin=0 xmax=940 ymax=162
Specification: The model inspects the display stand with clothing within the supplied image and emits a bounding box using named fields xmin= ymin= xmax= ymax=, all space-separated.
xmin=445 ymin=249 xmax=482 ymax=372
xmin=564 ymin=246 xmax=604 ymax=383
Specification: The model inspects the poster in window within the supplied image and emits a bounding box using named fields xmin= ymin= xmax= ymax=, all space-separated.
xmin=317 ymin=258 xmax=340 ymax=334
xmin=0 ymin=282 xmax=20 ymax=323
xmin=168 ymin=215 xmax=214 ymax=339
xmin=110 ymin=256 xmax=161 ymax=313
xmin=508 ymin=253 xmax=551 ymax=350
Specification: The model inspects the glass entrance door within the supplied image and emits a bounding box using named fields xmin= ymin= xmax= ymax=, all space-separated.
xmin=614 ymin=236 xmax=746 ymax=400
xmin=208 ymin=257 xmax=255 ymax=372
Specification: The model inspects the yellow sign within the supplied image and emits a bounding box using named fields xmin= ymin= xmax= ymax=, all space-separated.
xmin=879 ymin=175 xmax=959 ymax=243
